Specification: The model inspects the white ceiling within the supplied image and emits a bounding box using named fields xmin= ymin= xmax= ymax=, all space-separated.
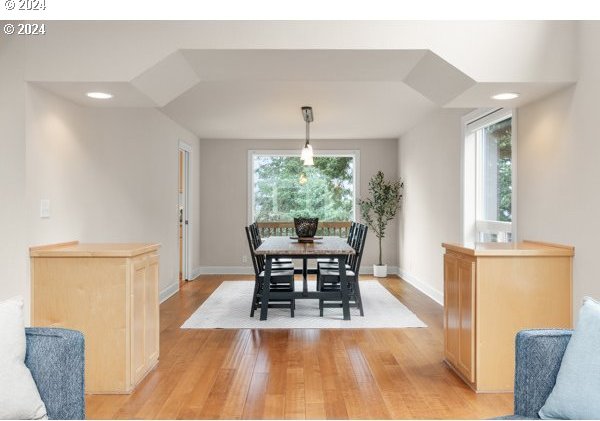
xmin=445 ymin=82 xmax=574 ymax=108
xmin=34 ymin=82 xmax=156 ymax=108
xmin=30 ymin=45 xmax=576 ymax=139
xmin=161 ymin=50 xmax=440 ymax=138
xmin=162 ymin=80 xmax=436 ymax=139
xmin=181 ymin=50 xmax=428 ymax=81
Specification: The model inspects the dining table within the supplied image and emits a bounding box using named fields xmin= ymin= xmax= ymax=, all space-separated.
xmin=254 ymin=236 xmax=356 ymax=321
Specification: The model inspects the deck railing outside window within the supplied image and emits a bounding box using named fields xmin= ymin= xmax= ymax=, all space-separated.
xmin=257 ymin=221 xmax=352 ymax=238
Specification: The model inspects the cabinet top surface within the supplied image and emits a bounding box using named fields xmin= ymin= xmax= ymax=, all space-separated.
xmin=30 ymin=241 xmax=160 ymax=257
xmin=442 ymin=240 xmax=574 ymax=257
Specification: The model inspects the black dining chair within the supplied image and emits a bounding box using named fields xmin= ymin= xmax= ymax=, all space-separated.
xmin=245 ymin=226 xmax=296 ymax=317
xmin=249 ymin=222 xmax=296 ymax=271
xmin=316 ymin=221 xmax=358 ymax=266
xmin=316 ymin=222 xmax=361 ymax=277
xmin=250 ymin=222 xmax=294 ymax=265
xmin=317 ymin=224 xmax=368 ymax=317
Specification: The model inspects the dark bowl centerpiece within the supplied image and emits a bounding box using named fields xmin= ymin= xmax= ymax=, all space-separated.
xmin=294 ymin=217 xmax=319 ymax=241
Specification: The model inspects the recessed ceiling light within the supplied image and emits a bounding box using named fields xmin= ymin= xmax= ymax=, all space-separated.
xmin=491 ymin=92 xmax=519 ymax=100
xmin=86 ymin=92 xmax=113 ymax=99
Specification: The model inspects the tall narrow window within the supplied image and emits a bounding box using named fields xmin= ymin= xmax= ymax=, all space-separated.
xmin=463 ymin=109 xmax=514 ymax=243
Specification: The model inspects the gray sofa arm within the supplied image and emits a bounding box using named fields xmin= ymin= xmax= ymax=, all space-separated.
xmin=25 ymin=328 xmax=85 ymax=420
xmin=513 ymin=329 xmax=572 ymax=419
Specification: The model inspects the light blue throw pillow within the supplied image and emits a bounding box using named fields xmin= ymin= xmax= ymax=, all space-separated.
xmin=539 ymin=297 xmax=600 ymax=419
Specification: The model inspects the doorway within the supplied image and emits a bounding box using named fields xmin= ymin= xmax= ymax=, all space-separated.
xmin=178 ymin=142 xmax=191 ymax=286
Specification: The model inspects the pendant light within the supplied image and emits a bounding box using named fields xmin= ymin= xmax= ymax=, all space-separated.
xmin=300 ymin=106 xmax=314 ymax=166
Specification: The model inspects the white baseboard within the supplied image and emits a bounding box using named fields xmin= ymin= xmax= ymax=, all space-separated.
xmin=159 ymin=282 xmax=179 ymax=303
xmin=359 ymin=265 xmax=399 ymax=276
xmin=195 ymin=266 xmax=254 ymax=275
xmin=180 ymin=265 xmax=443 ymax=308
xmin=193 ymin=265 xmax=399 ymax=277
xmin=190 ymin=266 xmax=202 ymax=279
xmin=398 ymin=268 xmax=443 ymax=306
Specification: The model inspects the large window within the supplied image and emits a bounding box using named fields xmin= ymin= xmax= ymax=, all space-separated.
xmin=463 ymin=109 xmax=515 ymax=243
xmin=249 ymin=151 xmax=358 ymax=222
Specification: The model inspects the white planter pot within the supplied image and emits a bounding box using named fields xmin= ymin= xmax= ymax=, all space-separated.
xmin=373 ymin=264 xmax=387 ymax=278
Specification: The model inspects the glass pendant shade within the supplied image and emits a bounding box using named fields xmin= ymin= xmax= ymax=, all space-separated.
xmin=300 ymin=144 xmax=308 ymax=161
xmin=301 ymin=143 xmax=313 ymax=162
xmin=303 ymin=153 xmax=314 ymax=166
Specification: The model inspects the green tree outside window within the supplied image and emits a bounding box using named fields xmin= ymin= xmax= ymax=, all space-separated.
xmin=253 ymin=155 xmax=354 ymax=221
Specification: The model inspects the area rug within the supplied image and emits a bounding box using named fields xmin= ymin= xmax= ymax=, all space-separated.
xmin=181 ymin=280 xmax=427 ymax=329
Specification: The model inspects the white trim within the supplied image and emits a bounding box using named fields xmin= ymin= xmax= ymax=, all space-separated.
xmin=159 ymin=282 xmax=180 ymax=303
xmin=398 ymin=268 xmax=444 ymax=306
xmin=191 ymin=266 xmax=436 ymax=303
xmin=460 ymin=109 xmax=499 ymax=243
xmin=178 ymin=140 xmax=192 ymax=153
xmin=511 ymin=108 xmax=518 ymax=242
xmin=185 ymin=266 xmax=443 ymax=309
xmin=464 ymin=107 xmax=505 ymax=131
xmin=178 ymin=140 xmax=193 ymax=280
xmin=197 ymin=266 xmax=255 ymax=275
xmin=476 ymin=219 xmax=512 ymax=232
xmin=190 ymin=266 xmax=202 ymax=280
xmin=353 ymin=151 xmax=360 ymax=221
xmin=247 ymin=151 xmax=254 ymax=225
xmin=358 ymin=265 xmax=399 ymax=276
xmin=461 ymin=108 xmax=516 ymax=243
xmin=247 ymin=149 xmax=360 ymax=224
xmin=192 ymin=265 xmax=397 ymax=277
xmin=460 ymin=113 xmax=467 ymax=244
xmin=461 ymin=124 xmax=476 ymax=243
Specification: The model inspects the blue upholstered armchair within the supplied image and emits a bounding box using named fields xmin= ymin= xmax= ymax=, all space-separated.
xmin=498 ymin=329 xmax=573 ymax=420
xmin=24 ymin=328 xmax=85 ymax=420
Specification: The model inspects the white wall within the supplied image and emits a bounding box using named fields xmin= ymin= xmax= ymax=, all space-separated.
xmin=26 ymin=85 xmax=200 ymax=301
xmin=398 ymin=109 xmax=466 ymax=303
xmin=198 ymin=138 xmax=399 ymax=273
xmin=0 ymin=38 xmax=28 ymax=305
xmin=517 ymin=22 xmax=600 ymax=315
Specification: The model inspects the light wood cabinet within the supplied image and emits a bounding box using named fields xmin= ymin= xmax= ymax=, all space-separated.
xmin=442 ymin=240 xmax=573 ymax=392
xmin=30 ymin=241 xmax=160 ymax=394
xmin=457 ymin=257 xmax=475 ymax=382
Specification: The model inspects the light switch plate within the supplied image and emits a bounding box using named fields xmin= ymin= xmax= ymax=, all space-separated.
xmin=40 ymin=199 xmax=50 ymax=218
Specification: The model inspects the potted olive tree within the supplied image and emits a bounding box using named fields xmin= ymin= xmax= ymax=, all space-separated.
xmin=358 ymin=171 xmax=404 ymax=277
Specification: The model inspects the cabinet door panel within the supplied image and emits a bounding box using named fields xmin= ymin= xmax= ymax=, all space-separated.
xmin=444 ymin=254 xmax=459 ymax=365
xmin=131 ymin=260 xmax=146 ymax=385
xmin=458 ymin=258 xmax=475 ymax=383
xmin=144 ymin=255 xmax=160 ymax=364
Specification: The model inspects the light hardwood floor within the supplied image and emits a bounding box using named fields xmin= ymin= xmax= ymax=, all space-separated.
xmin=86 ymin=275 xmax=513 ymax=419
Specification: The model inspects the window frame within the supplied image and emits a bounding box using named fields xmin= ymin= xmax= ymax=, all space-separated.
xmin=247 ymin=149 xmax=361 ymax=224
xmin=461 ymin=108 xmax=517 ymax=243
